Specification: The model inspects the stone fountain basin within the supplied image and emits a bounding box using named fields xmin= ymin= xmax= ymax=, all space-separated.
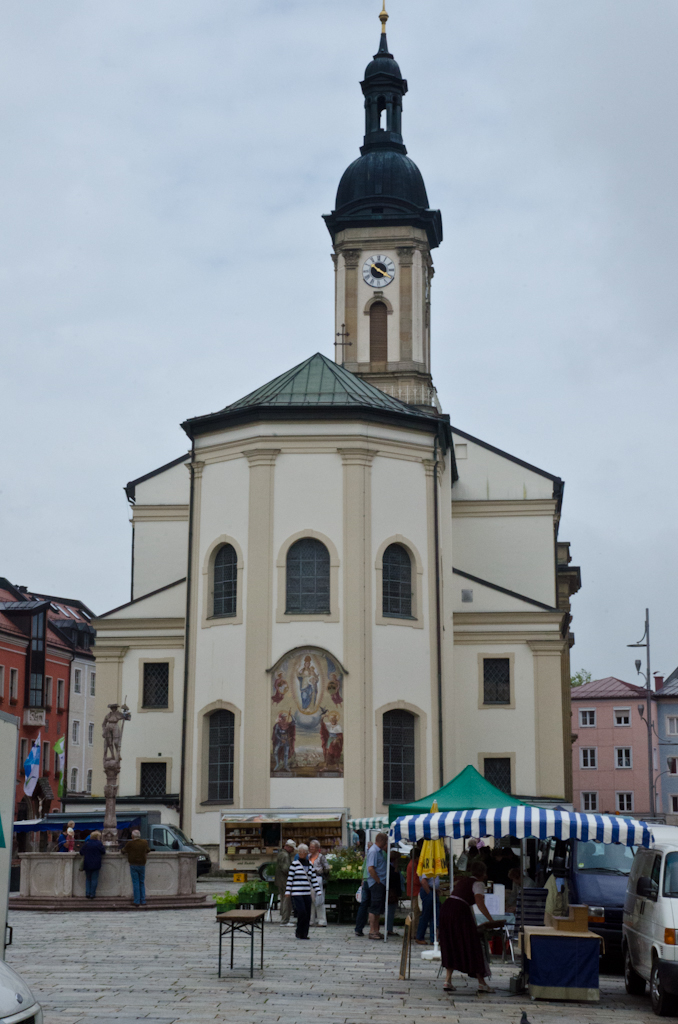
xmin=18 ymin=851 xmax=199 ymax=899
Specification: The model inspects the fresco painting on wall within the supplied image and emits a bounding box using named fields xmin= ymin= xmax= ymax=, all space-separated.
xmin=270 ymin=648 xmax=344 ymax=778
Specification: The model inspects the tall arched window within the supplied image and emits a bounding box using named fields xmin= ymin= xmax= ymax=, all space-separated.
xmin=382 ymin=543 xmax=412 ymax=618
xmin=286 ymin=538 xmax=330 ymax=615
xmin=208 ymin=709 xmax=235 ymax=802
xmin=214 ymin=544 xmax=237 ymax=617
xmin=369 ymin=301 xmax=388 ymax=363
xmin=383 ymin=709 xmax=415 ymax=803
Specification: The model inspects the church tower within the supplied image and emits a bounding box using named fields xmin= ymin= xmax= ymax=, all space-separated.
xmin=324 ymin=4 xmax=442 ymax=411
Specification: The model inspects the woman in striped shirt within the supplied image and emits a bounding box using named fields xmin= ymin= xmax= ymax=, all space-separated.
xmin=284 ymin=843 xmax=322 ymax=939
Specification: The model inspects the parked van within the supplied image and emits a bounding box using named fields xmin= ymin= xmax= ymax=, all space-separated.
xmin=623 ymin=825 xmax=678 ymax=1015
xmin=539 ymin=836 xmax=636 ymax=955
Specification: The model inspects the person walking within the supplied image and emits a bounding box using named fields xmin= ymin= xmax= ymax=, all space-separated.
xmin=275 ymin=839 xmax=296 ymax=925
xmin=65 ymin=827 xmax=75 ymax=852
xmin=366 ymin=832 xmax=388 ymax=940
xmin=308 ymin=839 xmax=329 ymax=927
xmin=415 ymin=864 xmax=441 ymax=946
xmin=284 ymin=842 xmax=321 ymax=939
xmin=353 ymin=850 xmax=371 ymax=937
xmin=406 ymin=845 xmax=422 ymax=938
xmin=123 ymin=829 xmax=151 ymax=907
xmin=80 ymin=830 xmax=106 ymax=899
xmin=438 ymin=860 xmax=496 ymax=994
xmin=387 ymin=849 xmax=402 ymax=936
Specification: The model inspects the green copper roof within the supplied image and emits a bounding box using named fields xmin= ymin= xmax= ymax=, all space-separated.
xmin=219 ymin=352 xmax=423 ymax=415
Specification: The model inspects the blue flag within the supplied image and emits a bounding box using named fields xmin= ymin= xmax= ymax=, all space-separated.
xmin=23 ymin=734 xmax=41 ymax=797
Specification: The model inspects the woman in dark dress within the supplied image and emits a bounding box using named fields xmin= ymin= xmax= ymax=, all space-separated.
xmin=439 ymin=860 xmax=495 ymax=993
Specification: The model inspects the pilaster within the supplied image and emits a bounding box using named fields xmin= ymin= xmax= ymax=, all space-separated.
xmin=338 ymin=447 xmax=375 ymax=816
xmin=396 ymin=247 xmax=413 ymax=362
xmin=423 ymin=458 xmax=442 ymax=791
xmin=528 ymin=639 xmax=568 ymax=799
xmin=243 ymin=449 xmax=280 ymax=807
xmin=182 ymin=460 xmax=204 ymax=838
xmin=342 ymin=250 xmax=361 ymax=359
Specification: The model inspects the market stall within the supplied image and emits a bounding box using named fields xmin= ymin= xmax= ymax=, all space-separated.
xmin=388 ymin=806 xmax=651 ymax=1000
xmin=220 ymin=812 xmax=345 ymax=875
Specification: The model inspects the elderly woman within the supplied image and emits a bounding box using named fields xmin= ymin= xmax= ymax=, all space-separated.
xmin=308 ymin=839 xmax=329 ymax=928
xmin=80 ymin=830 xmax=106 ymax=899
xmin=439 ymin=860 xmax=495 ymax=994
xmin=284 ymin=843 xmax=322 ymax=939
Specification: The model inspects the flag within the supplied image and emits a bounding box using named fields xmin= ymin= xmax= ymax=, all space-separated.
xmin=23 ymin=734 xmax=41 ymax=797
xmin=53 ymin=734 xmax=65 ymax=798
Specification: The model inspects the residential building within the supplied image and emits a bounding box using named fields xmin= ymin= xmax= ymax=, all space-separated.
xmin=571 ymin=676 xmax=655 ymax=816
xmin=650 ymin=672 xmax=678 ymax=821
xmin=92 ymin=13 xmax=581 ymax=861
xmin=0 ymin=578 xmax=96 ymax=823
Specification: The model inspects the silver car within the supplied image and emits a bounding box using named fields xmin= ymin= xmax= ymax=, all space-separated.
xmin=0 ymin=959 xmax=42 ymax=1024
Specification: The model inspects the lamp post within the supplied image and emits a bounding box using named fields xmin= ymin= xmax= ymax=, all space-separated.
xmin=628 ymin=608 xmax=654 ymax=817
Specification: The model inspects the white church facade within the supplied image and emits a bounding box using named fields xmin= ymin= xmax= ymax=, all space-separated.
xmin=92 ymin=13 xmax=580 ymax=858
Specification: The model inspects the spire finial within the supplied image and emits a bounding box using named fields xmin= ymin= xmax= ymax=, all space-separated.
xmin=379 ymin=0 xmax=388 ymax=34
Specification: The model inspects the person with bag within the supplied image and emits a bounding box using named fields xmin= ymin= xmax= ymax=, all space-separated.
xmin=284 ymin=842 xmax=321 ymax=939
xmin=353 ymin=851 xmax=371 ymax=937
xmin=80 ymin=830 xmax=106 ymax=899
xmin=308 ymin=839 xmax=329 ymax=928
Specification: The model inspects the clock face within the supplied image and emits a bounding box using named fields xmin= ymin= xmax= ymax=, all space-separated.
xmin=362 ymin=254 xmax=395 ymax=288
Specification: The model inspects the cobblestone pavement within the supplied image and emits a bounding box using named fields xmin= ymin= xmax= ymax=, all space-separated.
xmin=6 ymin=905 xmax=659 ymax=1024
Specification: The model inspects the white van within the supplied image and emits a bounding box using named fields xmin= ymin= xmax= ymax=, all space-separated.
xmin=623 ymin=826 xmax=678 ymax=1015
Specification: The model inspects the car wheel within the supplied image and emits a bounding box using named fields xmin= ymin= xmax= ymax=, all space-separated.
xmin=257 ymin=862 xmax=276 ymax=882
xmin=651 ymin=959 xmax=677 ymax=1016
xmin=624 ymin=945 xmax=646 ymax=996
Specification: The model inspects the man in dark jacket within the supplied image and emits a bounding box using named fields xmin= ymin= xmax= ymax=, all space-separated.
xmin=123 ymin=829 xmax=151 ymax=907
xmin=80 ymin=830 xmax=106 ymax=899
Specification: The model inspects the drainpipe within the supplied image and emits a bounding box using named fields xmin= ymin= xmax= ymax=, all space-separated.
xmin=433 ymin=434 xmax=444 ymax=787
xmin=179 ymin=440 xmax=196 ymax=831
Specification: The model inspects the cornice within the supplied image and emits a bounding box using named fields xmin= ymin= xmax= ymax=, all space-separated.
xmin=194 ymin=432 xmax=434 ymax=467
xmin=132 ymin=505 xmax=189 ymax=523
xmin=453 ymin=611 xmax=565 ymax=626
xmin=454 ymin=629 xmax=564 ymax=645
xmin=93 ymin=618 xmax=185 ymax=631
xmin=452 ymin=500 xmax=558 ymax=518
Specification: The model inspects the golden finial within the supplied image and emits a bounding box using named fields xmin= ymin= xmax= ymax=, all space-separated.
xmin=379 ymin=0 xmax=389 ymax=34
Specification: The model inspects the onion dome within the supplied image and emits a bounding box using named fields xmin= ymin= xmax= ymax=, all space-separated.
xmin=323 ymin=4 xmax=442 ymax=249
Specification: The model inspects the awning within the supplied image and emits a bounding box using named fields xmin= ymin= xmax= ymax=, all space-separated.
xmin=348 ymin=817 xmax=389 ymax=831
xmin=13 ymin=817 xmax=141 ymax=833
xmin=390 ymin=807 xmax=652 ymax=848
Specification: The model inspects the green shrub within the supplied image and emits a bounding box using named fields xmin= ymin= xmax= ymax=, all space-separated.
xmin=212 ymin=891 xmax=238 ymax=910
xmin=237 ymin=880 xmax=269 ymax=901
xmin=327 ymin=847 xmax=365 ymax=880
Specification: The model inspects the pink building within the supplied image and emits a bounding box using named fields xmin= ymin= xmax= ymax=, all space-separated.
xmin=571 ymin=676 xmax=655 ymax=816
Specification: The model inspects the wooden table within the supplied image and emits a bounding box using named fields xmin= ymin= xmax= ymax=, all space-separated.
xmin=216 ymin=910 xmax=265 ymax=978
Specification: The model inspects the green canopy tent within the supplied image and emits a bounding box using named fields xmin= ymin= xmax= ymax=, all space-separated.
xmin=387 ymin=764 xmax=524 ymax=822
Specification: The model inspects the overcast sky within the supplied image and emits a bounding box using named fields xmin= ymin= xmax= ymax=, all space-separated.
xmin=1 ymin=1 xmax=676 ymax=684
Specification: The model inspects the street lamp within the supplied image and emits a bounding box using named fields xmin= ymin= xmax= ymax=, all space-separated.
xmin=628 ymin=608 xmax=654 ymax=817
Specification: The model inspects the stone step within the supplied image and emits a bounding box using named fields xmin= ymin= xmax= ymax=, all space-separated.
xmin=9 ymin=893 xmax=212 ymax=912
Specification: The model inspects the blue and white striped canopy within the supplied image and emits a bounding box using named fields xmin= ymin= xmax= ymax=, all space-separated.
xmin=390 ymin=807 xmax=652 ymax=848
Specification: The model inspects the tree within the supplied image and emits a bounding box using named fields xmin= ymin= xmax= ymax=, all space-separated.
xmin=571 ymin=669 xmax=592 ymax=688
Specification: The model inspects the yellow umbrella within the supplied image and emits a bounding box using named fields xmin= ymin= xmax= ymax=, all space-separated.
xmin=416 ymin=801 xmax=448 ymax=879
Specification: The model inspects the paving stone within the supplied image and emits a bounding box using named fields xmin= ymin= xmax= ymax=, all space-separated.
xmin=6 ymin=907 xmax=660 ymax=1023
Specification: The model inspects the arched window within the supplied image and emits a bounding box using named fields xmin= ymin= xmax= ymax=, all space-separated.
xmin=383 ymin=709 xmax=415 ymax=803
xmin=369 ymin=301 xmax=388 ymax=363
xmin=209 ymin=709 xmax=235 ymax=802
xmin=382 ymin=543 xmax=412 ymax=618
xmin=214 ymin=544 xmax=237 ymax=617
xmin=286 ymin=538 xmax=330 ymax=615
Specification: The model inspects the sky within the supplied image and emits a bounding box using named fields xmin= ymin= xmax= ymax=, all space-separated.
xmin=1 ymin=0 xmax=677 ymax=684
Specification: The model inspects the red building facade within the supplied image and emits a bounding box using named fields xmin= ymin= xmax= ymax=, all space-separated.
xmin=0 ymin=578 xmax=95 ymax=824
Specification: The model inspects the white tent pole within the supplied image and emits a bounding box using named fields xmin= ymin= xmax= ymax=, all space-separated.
xmin=384 ymin=832 xmax=392 ymax=944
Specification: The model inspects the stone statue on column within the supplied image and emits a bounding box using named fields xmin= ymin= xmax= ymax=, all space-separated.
xmin=101 ymin=703 xmax=131 ymax=846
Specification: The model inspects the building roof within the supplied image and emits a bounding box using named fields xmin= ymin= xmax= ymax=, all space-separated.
xmin=653 ymin=668 xmax=678 ymax=699
xmin=571 ymin=676 xmax=649 ymax=700
xmin=181 ymin=352 xmax=452 ymax=446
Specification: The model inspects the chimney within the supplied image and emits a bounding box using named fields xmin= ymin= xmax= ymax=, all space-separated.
xmin=655 ymin=675 xmax=664 ymax=691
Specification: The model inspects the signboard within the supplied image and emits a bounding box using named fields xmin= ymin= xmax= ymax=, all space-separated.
xmin=0 ymin=711 xmax=19 ymax=959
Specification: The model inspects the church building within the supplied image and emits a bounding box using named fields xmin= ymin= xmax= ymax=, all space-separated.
xmin=92 ymin=10 xmax=580 ymax=860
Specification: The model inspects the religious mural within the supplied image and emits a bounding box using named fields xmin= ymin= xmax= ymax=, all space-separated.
xmin=270 ymin=648 xmax=344 ymax=778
